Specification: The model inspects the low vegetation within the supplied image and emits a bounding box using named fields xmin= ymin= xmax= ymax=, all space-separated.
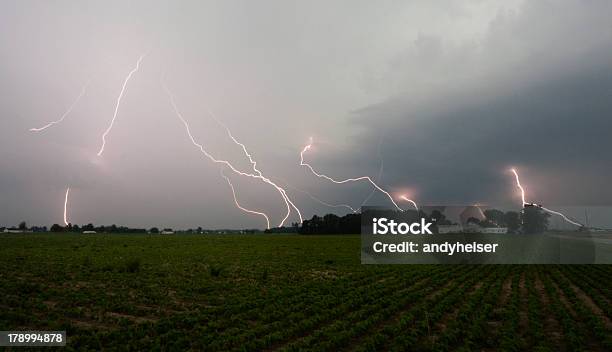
xmin=0 ymin=234 xmax=610 ymax=350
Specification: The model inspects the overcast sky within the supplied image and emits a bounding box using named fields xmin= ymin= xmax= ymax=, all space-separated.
xmin=1 ymin=0 xmax=611 ymax=229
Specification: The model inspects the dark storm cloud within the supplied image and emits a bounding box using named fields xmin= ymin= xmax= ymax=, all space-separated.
xmin=1 ymin=0 xmax=611 ymax=228
xmin=353 ymin=60 xmax=612 ymax=206
xmin=349 ymin=1 xmax=612 ymax=208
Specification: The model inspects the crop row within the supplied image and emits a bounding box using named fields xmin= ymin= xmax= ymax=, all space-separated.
xmin=539 ymin=267 xmax=586 ymax=351
xmin=524 ymin=269 xmax=552 ymax=351
xmin=431 ymin=265 xmax=512 ymax=351
xmin=548 ymin=267 xmax=612 ymax=350
xmin=274 ymin=266 xmax=474 ymax=352
xmin=77 ymin=268 xmax=410 ymax=350
xmin=213 ymin=266 xmax=450 ymax=351
xmin=350 ymin=265 xmax=497 ymax=351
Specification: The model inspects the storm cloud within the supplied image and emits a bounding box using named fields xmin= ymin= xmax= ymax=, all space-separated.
xmin=1 ymin=1 xmax=611 ymax=229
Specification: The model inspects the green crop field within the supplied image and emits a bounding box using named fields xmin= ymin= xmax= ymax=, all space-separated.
xmin=1 ymin=234 xmax=611 ymax=351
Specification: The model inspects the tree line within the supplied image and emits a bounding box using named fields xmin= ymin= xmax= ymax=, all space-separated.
xmin=297 ymin=206 xmax=554 ymax=235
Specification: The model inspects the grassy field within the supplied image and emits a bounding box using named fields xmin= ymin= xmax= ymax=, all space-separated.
xmin=1 ymin=234 xmax=611 ymax=351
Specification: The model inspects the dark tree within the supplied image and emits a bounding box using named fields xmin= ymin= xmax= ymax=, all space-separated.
xmin=521 ymin=206 xmax=550 ymax=234
xmin=430 ymin=210 xmax=451 ymax=225
xmin=484 ymin=209 xmax=506 ymax=226
xmin=18 ymin=221 xmax=27 ymax=231
xmin=50 ymin=224 xmax=64 ymax=232
xmin=504 ymin=211 xmax=521 ymax=233
xmin=150 ymin=227 xmax=159 ymax=234
xmin=323 ymin=214 xmax=340 ymax=233
xmin=299 ymin=214 xmax=359 ymax=234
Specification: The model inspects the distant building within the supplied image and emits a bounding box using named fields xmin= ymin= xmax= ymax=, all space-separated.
xmin=83 ymin=231 xmax=97 ymax=234
xmin=4 ymin=228 xmax=25 ymax=233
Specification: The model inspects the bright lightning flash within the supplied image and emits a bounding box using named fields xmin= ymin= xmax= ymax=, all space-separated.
xmin=399 ymin=195 xmax=419 ymax=210
xmin=63 ymin=187 xmax=70 ymax=226
xmin=539 ymin=207 xmax=583 ymax=228
xmin=300 ymin=138 xmax=404 ymax=212
xmin=212 ymin=117 xmax=303 ymax=224
xmin=510 ymin=167 xmax=582 ymax=227
xmin=162 ymin=80 xmax=300 ymax=227
xmin=30 ymin=79 xmax=91 ymax=132
xmin=97 ymin=54 xmax=145 ymax=156
xmin=510 ymin=168 xmax=527 ymax=206
xmin=279 ymin=179 xmax=358 ymax=213
xmin=220 ymin=169 xmax=270 ymax=229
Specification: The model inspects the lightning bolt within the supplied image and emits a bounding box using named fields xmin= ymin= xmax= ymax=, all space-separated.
xmin=162 ymin=80 xmax=300 ymax=227
xmin=97 ymin=54 xmax=145 ymax=156
xmin=539 ymin=206 xmax=583 ymax=227
xmin=212 ymin=117 xmax=303 ymax=224
xmin=220 ymin=169 xmax=270 ymax=229
xmin=300 ymin=137 xmax=403 ymax=211
xmin=278 ymin=180 xmax=358 ymax=213
xmin=63 ymin=187 xmax=70 ymax=226
xmin=399 ymin=195 xmax=419 ymax=210
xmin=510 ymin=168 xmax=527 ymax=206
xmin=510 ymin=167 xmax=583 ymax=227
xmin=29 ymin=79 xmax=91 ymax=132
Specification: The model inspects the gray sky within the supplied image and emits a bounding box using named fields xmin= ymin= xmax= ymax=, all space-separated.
xmin=1 ymin=0 xmax=611 ymax=229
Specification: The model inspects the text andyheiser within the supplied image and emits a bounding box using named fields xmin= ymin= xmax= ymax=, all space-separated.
xmin=372 ymin=241 xmax=499 ymax=255
xmin=371 ymin=217 xmax=498 ymax=255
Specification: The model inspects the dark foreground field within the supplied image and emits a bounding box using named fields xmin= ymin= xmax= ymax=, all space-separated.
xmin=1 ymin=234 xmax=611 ymax=351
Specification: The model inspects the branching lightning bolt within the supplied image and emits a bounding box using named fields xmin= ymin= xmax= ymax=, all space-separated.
xmin=29 ymin=79 xmax=91 ymax=132
xmin=97 ymin=54 xmax=145 ymax=156
xmin=63 ymin=187 xmax=70 ymax=226
xmin=278 ymin=179 xmax=358 ymax=213
xmin=300 ymin=137 xmax=404 ymax=211
xmin=510 ymin=168 xmax=582 ymax=227
xmin=162 ymin=80 xmax=300 ymax=227
xmin=212 ymin=117 xmax=303 ymax=224
xmin=220 ymin=169 xmax=270 ymax=229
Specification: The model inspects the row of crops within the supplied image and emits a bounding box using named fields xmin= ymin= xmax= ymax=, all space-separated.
xmin=0 ymin=234 xmax=611 ymax=351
